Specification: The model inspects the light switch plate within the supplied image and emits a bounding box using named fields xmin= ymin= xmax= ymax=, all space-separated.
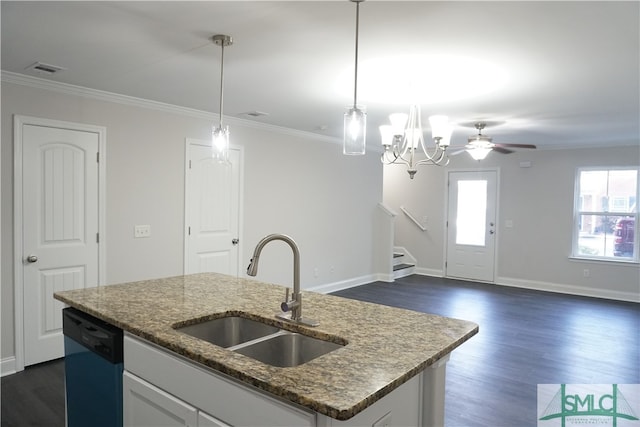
xmin=134 ymin=225 xmax=151 ymax=238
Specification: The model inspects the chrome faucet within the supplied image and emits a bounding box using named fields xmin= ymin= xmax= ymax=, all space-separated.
xmin=247 ymin=234 xmax=318 ymax=327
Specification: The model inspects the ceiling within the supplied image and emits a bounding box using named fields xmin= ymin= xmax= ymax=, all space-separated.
xmin=2 ymin=1 xmax=639 ymax=151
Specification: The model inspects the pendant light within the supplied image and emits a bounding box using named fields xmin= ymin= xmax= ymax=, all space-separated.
xmin=212 ymin=34 xmax=233 ymax=163
xmin=343 ymin=0 xmax=366 ymax=155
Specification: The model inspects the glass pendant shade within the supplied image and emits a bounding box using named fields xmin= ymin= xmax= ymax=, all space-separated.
xmin=429 ymin=115 xmax=453 ymax=147
xmin=379 ymin=125 xmax=393 ymax=147
xmin=468 ymin=147 xmax=491 ymax=160
xmin=212 ymin=124 xmax=230 ymax=163
xmin=343 ymin=106 xmax=366 ymax=155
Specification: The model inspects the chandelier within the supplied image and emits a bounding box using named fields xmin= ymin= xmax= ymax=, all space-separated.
xmin=212 ymin=34 xmax=233 ymax=163
xmin=379 ymin=105 xmax=453 ymax=179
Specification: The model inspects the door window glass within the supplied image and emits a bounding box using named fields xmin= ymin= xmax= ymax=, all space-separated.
xmin=456 ymin=180 xmax=487 ymax=246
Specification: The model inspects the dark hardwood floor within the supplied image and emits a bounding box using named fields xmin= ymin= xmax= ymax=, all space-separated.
xmin=333 ymin=275 xmax=639 ymax=427
xmin=1 ymin=358 xmax=65 ymax=427
xmin=1 ymin=275 xmax=638 ymax=427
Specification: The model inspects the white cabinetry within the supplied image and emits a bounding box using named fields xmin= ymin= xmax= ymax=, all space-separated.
xmin=198 ymin=411 xmax=231 ymax=427
xmin=124 ymin=371 xmax=198 ymax=427
xmin=124 ymin=371 xmax=230 ymax=427
xmin=123 ymin=334 xmax=447 ymax=427
xmin=123 ymin=334 xmax=314 ymax=427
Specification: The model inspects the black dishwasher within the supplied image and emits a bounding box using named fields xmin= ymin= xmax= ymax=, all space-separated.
xmin=63 ymin=307 xmax=124 ymax=427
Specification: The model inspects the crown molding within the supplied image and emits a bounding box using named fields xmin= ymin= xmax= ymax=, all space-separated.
xmin=1 ymin=70 xmax=342 ymax=146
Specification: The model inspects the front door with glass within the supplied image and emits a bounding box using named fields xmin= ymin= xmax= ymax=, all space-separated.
xmin=446 ymin=170 xmax=498 ymax=282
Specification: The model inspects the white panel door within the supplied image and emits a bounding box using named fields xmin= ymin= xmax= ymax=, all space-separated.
xmin=185 ymin=142 xmax=241 ymax=276
xmin=22 ymin=124 xmax=100 ymax=365
xmin=446 ymin=170 xmax=497 ymax=282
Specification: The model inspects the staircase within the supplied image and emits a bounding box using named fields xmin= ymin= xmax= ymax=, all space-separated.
xmin=393 ymin=251 xmax=415 ymax=279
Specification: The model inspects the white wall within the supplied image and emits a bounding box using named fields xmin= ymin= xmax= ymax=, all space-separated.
xmin=1 ymin=79 xmax=383 ymax=360
xmin=384 ymin=145 xmax=640 ymax=301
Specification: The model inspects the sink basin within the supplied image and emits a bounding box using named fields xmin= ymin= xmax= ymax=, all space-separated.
xmin=234 ymin=332 xmax=344 ymax=367
xmin=175 ymin=316 xmax=280 ymax=348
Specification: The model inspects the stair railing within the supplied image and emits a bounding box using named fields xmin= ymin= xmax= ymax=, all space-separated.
xmin=400 ymin=206 xmax=427 ymax=231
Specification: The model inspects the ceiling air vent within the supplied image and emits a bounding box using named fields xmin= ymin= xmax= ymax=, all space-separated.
xmin=25 ymin=62 xmax=66 ymax=76
xmin=241 ymin=111 xmax=269 ymax=118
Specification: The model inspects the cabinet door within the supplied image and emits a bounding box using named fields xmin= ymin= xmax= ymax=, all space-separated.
xmin=123 ymin=371 xmax=198 ymax=427
xmin=198 ymin=411 xmax=231 ymax=427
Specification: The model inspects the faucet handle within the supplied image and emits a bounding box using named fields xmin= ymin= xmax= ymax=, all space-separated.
xmin=281 ymin=288 xmax=290 ymax=312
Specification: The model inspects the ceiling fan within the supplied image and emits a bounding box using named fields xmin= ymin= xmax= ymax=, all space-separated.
xmin=449 ymin=122 xmax=537 ymax=160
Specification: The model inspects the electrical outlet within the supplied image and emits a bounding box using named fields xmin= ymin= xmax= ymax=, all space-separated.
xmin=372 ymin=411 xmax=392 ymax=427
xmin=134 ymin=225 xmax=151 ymax=238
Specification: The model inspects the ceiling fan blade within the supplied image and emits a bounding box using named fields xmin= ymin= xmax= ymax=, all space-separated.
xmin=493 ymin=143 xmax=537 ymax=149
xmin=493 ymin=146 xmax=514 ymax=154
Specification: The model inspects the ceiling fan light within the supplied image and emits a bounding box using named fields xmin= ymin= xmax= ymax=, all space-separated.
xmin=468 ymin=147 xmax=491 ymax=160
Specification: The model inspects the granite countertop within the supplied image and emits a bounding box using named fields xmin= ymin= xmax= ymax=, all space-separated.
xmin=54 ymin=272 xmax=478 ymax=420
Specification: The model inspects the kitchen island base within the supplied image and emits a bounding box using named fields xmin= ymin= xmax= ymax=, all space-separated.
xmin=124 ymin=334 xmax=449 ymax=427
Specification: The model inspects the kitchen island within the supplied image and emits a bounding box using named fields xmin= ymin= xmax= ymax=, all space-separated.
xmin=54 ymin=272 xmax=478 ymax=426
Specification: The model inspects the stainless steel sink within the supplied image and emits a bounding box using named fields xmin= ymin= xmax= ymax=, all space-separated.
xmin=234 ymin=332 xmax=344 ymax=367
xmin=175 ymin=316 xmax=280 ymax=348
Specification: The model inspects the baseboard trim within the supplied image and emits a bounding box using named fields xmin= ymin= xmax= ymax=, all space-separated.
xmin=308 ymin=274 xmax=380 ymax=294
xmin=497 ymin=277 xmax=640 ymax=303
xmin=1 ymin=357 xmax=17 ymax=377
xmin=414 ymin=267 xmax=444 ymax=278
xmin=408 ymin=270 xmax=639 ymax=303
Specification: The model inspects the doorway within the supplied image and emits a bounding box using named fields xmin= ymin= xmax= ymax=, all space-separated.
xmin=184 ymin=139 xmax=242 ymax=276
xmin=14 ymin=115 xmax=106 ymax=370
xmin=446 ymin=170 xmax=498 ymax=282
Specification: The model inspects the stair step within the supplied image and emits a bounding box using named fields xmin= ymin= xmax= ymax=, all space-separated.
xmin=393 ymin=263 xmax=415 ymax=271
xmin=393 ymin=252 xmax=404 ymax=258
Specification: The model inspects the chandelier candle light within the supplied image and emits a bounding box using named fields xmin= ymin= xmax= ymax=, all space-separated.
xmin=343 ymin=0 xmax=366 ymax=155
xmin=212 ymin=34 xmax=232 ymax=163
xmin=380 ymin=106 xmax=453 ymax=179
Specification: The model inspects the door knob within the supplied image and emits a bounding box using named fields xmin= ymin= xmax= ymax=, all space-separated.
xmin=232 ymin=238 xmax=239 ymax=245
xmin=26 ymin=255 xmax=38 ymax=263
